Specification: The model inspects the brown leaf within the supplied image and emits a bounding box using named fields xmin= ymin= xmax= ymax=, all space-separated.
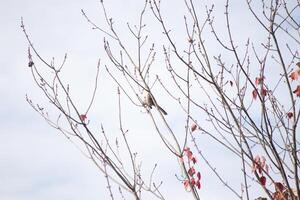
xmin=80 ymin=114 xmax=87 ymax=122
xmin=287 ymin=112 xmax=293 ymax=119
xmin=275 ymin=182 xmax=284 ymax=193
xmin=289 ymin=69 xmax=300 ymax=80
xmin=293 ymin=85 xmax=300 ymax=97
xmin=191 ymin=123 xmax=197 ymax=132
xmin=261 ymin=88 xmax=267 ymax=97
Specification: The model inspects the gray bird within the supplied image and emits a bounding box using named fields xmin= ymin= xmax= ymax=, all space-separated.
xmin=143 ymin=91 xmax=167 ymax=115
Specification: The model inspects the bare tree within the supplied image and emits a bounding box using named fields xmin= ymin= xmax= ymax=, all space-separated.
xmin=22 ymin=0 xmax=299 ymax=199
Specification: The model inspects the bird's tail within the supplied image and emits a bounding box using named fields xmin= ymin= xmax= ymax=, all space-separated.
xmin=157 ymin=105 xmax=168 ymax=115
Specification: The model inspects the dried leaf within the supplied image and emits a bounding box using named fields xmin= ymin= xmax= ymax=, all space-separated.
xmin=293 ymin=85 xmax=300 ymax=97
xmin=190 ymin=178 xmax=195 ymax=186
xmin=275 ymin=182 xmax=284 ymax=192
xmin=184 ymin=148 xmax=193 ymax=161
xmin=183 ymin=180 xmax=190 ymax=191
xmin=289 ymin=69 xmax=300 ymax=80
xmin=196 ymin=180 xmax=201 ymax=189
xmin=188 ymin=167 xmax=196 ymax=176
xmin=252 ymin=89 xmax=258 ymax=100
xmin=287 ymin=112 xmax=293 ymax=119
xmin=191 ymin=157 xmax=197 ymax=164
xmin=80 ymin=114 xmax=87 ymax=122
xmin=255 ymin=76 xmax=264 ymax=86
xmin=261 ymin=88 xmax=267 ymax=97
xmin=191 ymin=123 xmax=197 ymax=132
xmin=259 ymin=176 xmax=266 ymax=186
xmin=197 ymin=172 xmax=201 ymax=180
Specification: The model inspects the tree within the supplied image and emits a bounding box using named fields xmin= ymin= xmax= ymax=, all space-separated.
xmin=22 ymin=0 xmax=299 ymax=199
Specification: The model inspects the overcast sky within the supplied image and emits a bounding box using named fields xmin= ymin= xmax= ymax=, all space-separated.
xmin=1 ymin=0 xmax=296 ymax=200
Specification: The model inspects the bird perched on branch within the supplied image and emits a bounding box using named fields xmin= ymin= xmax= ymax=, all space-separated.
xmin=143 ymin=90 xmax=167 ymax=115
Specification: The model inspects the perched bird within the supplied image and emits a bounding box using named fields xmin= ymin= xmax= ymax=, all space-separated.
xmin=143 ymin=91 xmax=167 ymax=115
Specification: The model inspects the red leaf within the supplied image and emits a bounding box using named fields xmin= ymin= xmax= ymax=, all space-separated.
xmin=187 ymin=151 xmax=193 ymax=160
xmin=196 ymin=180 xmax=201 ymax=189
xmin=255 ymin=76 xmax=264 ymax=86
xmin=293 ymin=85 xmax=300 ymax=97
xmin=188 ymin=167 xmax=196 ymax=176
xmin=80 ymin=114 xmax=87 ymax=122
xmin=252 ymin=89 xmax=258 ymax=100
xmin=261 ymin=88 xmax=267 ymax=97
xmin=183 ymin=147 xmax=190 ymax=152
xmin=258 ymin=166 xmax=262 ymax=174
xmin=259 ymin=176 xmax=266 ymax=186
xmin=197 ymin=172 xmax=201 ymax=180
xmin=297 ymin=61 xmax=300 ymax=68
xmin=287 ymin=112 xmax=293 ymax=119
xmin=183 ymin=180 xmax=189 ymax=190
xmin=183 ymin=147 xmax=197 ymax=163
xmin=191 ymin=157 xmax=197 ymax=164
xmin=185 ymin=149 xmax=193 ymax=160
xmin=190 ymin=178 xmax=195 ymax=186
xmin=275 ymin=182 xmax=284 ymax=192
xmin=191 ymin=123 xmax=197 ymax=132
xmin=289 ymin=69 xmax=300 ymax=80
xmin=252 ymin=155 xmax=260 ymax=172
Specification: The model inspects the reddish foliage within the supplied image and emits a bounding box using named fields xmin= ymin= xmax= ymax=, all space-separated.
xmin=287 ymin=112 xmax=293 ymax=119
xmin=197 ymin=172 xmax=201 ymax=180
xmin=184 ymin=148 xmax=193 ymax=161
xmin=188 ymin=167 xmax=196 ymax=176
xmin=184 ymin=148 xmax=197 ymax=164
xmin=289 ymin=69 xmax=300 ymax=80
xmin=252 ymin=89 xmax=258 ymax=100
xmin=275 ymin=182 xmax=284 ymax=193
xmin=195 ymin=180 xmax=201 ymax=189
xmin=253 ymin=155 xmax=267 ymax=174
xmin=255 ymin=76 xmax=264 ymax=86
xmin=182 ymin=147 xmax=201 ymax=191
xmin=80 ymin=114 xmax=87 ymax=122
xmin=260 ymin=156 xmax=266 ymax=169
xmin=297 ymin=61 xmax=300 ymax=68
xmin=190 ymin=178 xmax=195 ymax=186
xmin=191 ymin=157 xmax=197 ymax=164
xmin=259 ymin=176 xmax=266 ymax=186
xmin=273 ymin=190 xmax=289 ymax=200
xmin=183 ymin=180 xmax=189 ymax=190
xmin=191 ymin=123 xmax=197 ymax=132
xmin=261 ymin=88 xmax=267 ymax=97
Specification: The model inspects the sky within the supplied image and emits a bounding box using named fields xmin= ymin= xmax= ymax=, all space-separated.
xmin=1 ymin=0 xmax=298 ymax=200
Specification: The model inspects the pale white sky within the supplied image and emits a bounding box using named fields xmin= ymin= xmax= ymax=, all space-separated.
xmin=1 ymin=0 xmax=297 ymax=200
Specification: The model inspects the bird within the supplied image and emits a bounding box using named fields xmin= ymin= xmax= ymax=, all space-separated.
xmin=143 ymin=90 xmax=168 ymax=115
